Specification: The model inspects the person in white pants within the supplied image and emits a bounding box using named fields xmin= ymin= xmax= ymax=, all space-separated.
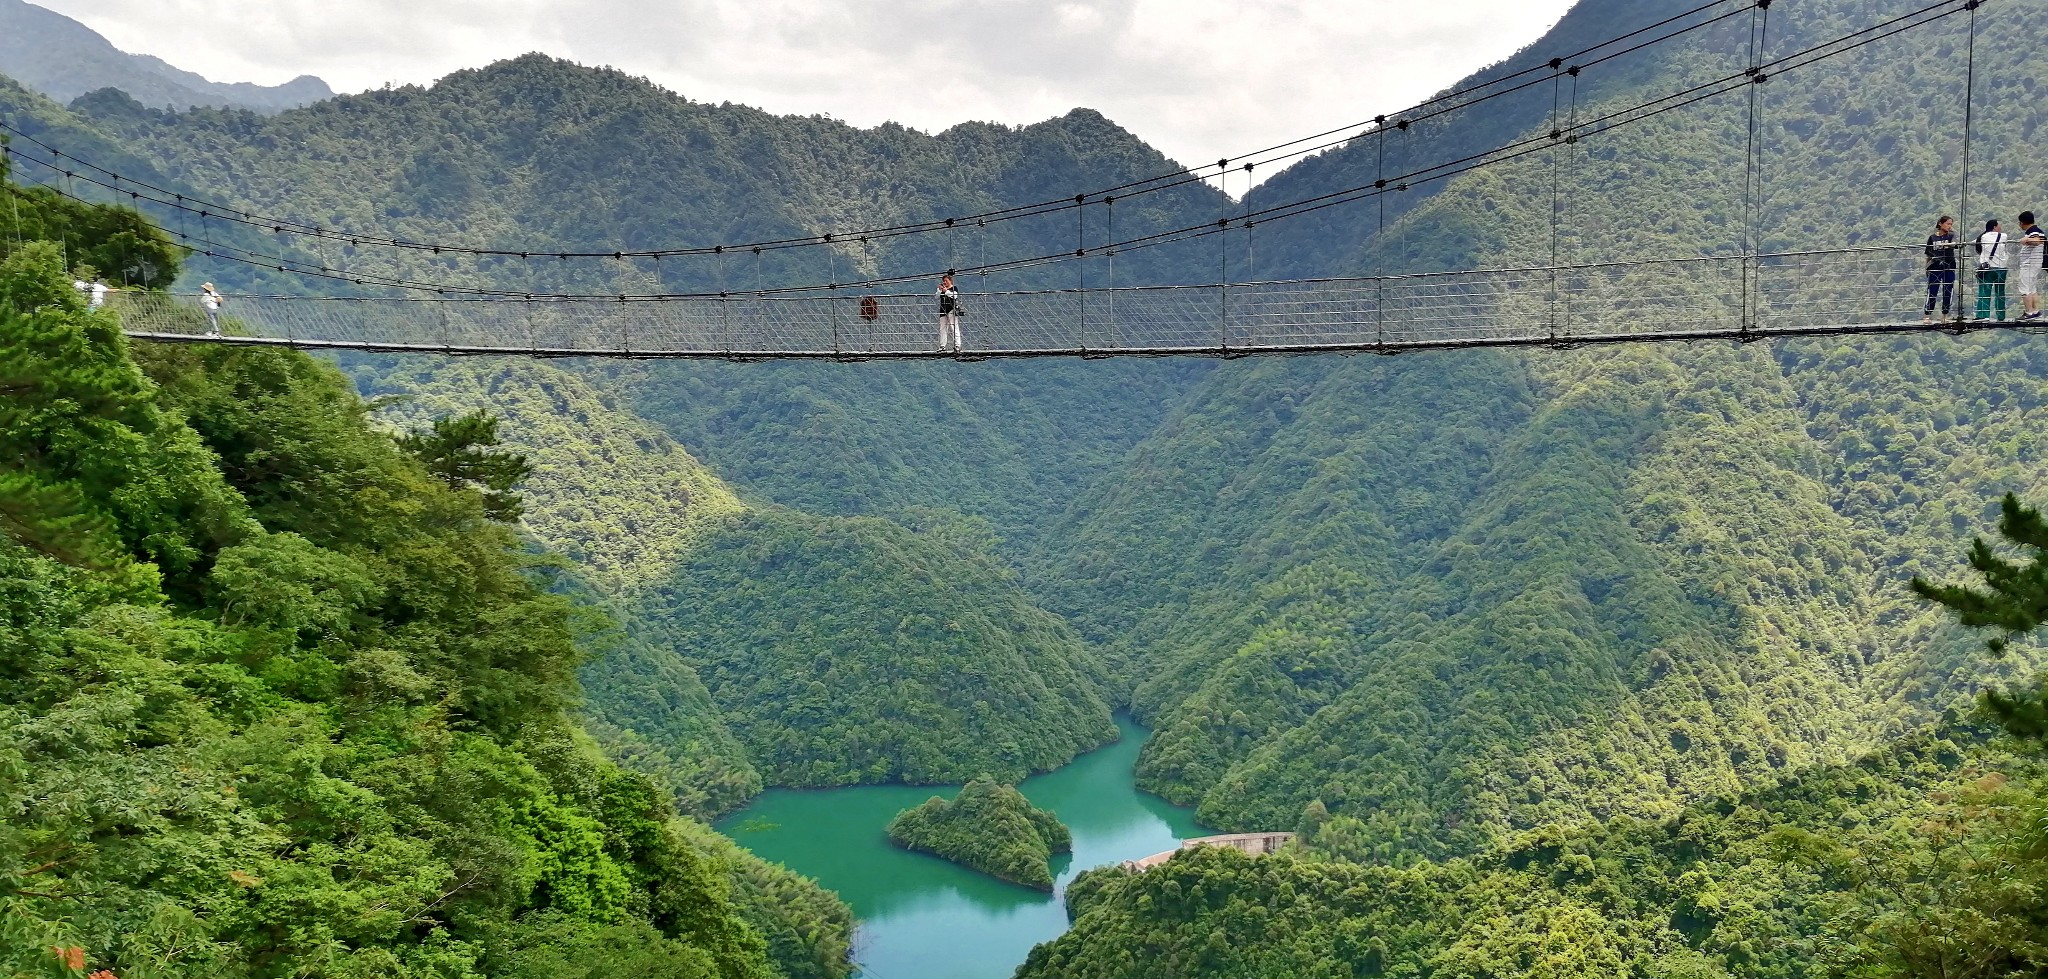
xmin=2017 ymin=213 xmax=2048 ymax=321
xmin=936 ymin=272 xmax=963 ymax=352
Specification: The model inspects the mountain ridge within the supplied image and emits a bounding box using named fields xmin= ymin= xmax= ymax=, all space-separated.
xmin=0 ymin=0 xmax=331 ymax=113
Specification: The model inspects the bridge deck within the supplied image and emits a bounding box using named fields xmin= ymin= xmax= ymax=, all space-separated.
xmin=111 ymin=247 xmax=2026 ymax=360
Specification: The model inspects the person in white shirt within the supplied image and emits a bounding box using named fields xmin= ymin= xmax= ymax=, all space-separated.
xmin=2019 ymin=212 xmax=2048 ymax=321
xmin=1976 ymin=218 xmax=2010 ymax=321
xmin=87 ymin=280 xmax=112 ymax=309
xmin=935 ymin=272 xmax=962 ymax=353
xmin=200 ymin=282 xmax=224 ymax=337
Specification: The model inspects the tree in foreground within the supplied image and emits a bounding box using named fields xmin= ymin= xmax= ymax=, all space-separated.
xmin=1914 ymin=494 xmax=2048 ymax=746
xmin=1877 ymin=492 xmax=2048 ymax=975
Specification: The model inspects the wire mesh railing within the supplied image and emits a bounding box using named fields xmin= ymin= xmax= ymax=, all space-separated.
xmin=109 ymin=245 xmax=2026 ymax=359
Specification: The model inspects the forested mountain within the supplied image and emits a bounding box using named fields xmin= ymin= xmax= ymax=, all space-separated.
xmin=1024 ymin=721 xmax=2048 ymax=977
xmin=1004 ymin=0 xmax=2048 ymax=970
xmin=1032 ymin=0 xmax=2048 ymax=860
xmin=1240 ymin=0 xmax=2006 ymax=278
xmin=0 ymin=51 xmax=1229 ymax=539
xmin=0 ymin=57 xmax=1194 ymax=799
xmin=37 ymin=52 xmax=1225 ymax=298
xmin=328 ymin=355 xmax=1124 ymax=800
xmin=11 ymin=0 xmax=2048 ymax=973
xmin=629 ymin=506 xmax=1116 ymax=787
xmin=0 ymin=0 xmax=330 ymax=113
xmin=8 ymin=0 xmax=2040 ymax=841
xmin=0 ymin=187 xmax=851 ymax=976
xmin=610 ymin=358 xmax=1211 ymax=544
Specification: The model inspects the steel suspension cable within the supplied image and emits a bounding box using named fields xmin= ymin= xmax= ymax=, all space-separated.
xmin=4 ymin=0 xmax=1966 ymax=305
xmin=1562 ymin=66 xmax=1581 ymax=340
xmin=2 ymin=0 xmax=1772 ymax=299
xmin=1959 ymin=0 xmax=1980 ymax=252
xmin=1106 ymin=197 xmax=1118 ymax=345
xmin=1550 ymin=61 xmax=1564 ymax=338
xmin=1219 ymin=162 xmax=1231 ymax=353
xmin=1376 ymin=118 xmax=1387 ymax=345
xmin=1099 ymin=0 xmax=1966 ymax=275
xmin=0 ymin=0 xmax=1756 ymax=265
xmin=1078 ymin=195 xmax=1088 ymax=349
xmin=1742 ymin=0 xmax=1772 ymax=334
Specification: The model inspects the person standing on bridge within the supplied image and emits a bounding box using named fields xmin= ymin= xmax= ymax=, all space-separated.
xmin=200 ymin=282 xmax=224 ymax=337
xmin=87 ymin=279 xmax=114 ymax=310
xmin=1976 ymin=218 xmax=2009 ymax=321
xmin=936 ymin=272 xmax=963 ymax=353
xmin=1924 ymin=216 xmax=1957 ymax=323
xmin=2018 ymin=213 xmax=2048 ymax=322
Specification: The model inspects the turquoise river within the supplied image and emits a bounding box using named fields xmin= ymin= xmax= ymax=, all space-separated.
xmin=714 ymin=716 xmax=1209 ymax=979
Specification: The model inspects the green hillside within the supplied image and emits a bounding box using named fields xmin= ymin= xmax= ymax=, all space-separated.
xmin=1 ymin=54 xmax=1225 ymax=551
xmin=0 ymin=62 xmax=1191 ymax=798
xmin=1029 ymin=496 xmax=2048 ymax=977
xmin=338 ymin=356 xmax=1125 ymax=796
xmin=0 ymin=226 xmax=842 ymax=976
xmin=352 ymin=359 xmax=746 ymax=592
xmin=37 ymin=53 xmax=1227 ymax=299
xmin=611 ymin=357 xmax=1209 ymax=545
xmin=1026 ymin=0 xmax=2048 ymax=862
xmin=1022 ymin=724 xmax=2048 ymax=978
xmin=630 ymin=506 xmax=1117 ymax=787
xmin=12 ymin=0 xmax=2048 ymax=973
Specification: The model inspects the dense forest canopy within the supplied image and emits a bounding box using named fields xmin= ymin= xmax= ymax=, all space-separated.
xmin=0 ymin=181 xmax=851 ymax=978
xmin=887 ymin=778 xmax=1074 ymax=891
xmin=1021 ymin=502 xmax=2048 ymax=977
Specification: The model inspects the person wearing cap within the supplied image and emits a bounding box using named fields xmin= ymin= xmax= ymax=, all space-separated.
xmin=200 ymin=283 xmax=224 ymax=336
xmin=935 ymin=272 xmax=963 ymax=353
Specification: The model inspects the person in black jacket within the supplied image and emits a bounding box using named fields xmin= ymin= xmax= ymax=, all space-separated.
xmin=1925 ymin=215 xmax=1958 ymax=323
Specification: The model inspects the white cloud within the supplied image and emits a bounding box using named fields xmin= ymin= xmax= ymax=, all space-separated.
xmin=36 ymin=0 xmax=1574 ymax=186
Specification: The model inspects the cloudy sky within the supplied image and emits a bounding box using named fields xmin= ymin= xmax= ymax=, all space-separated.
xmin=41 ymin=0 xmax=1576 ymax=184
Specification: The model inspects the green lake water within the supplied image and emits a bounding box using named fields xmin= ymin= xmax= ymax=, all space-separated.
xmin=714 ymin=715 xmax=1208 ymax=979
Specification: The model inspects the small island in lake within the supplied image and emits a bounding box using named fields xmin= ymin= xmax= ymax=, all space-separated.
xmin=886 ymin=778 xmax=1073 ymax=890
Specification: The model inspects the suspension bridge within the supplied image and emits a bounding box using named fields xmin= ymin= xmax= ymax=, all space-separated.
xmin=7 ymin=0 xmax=2022 ymax=360
xmin=110 ymin=246 xmax=2025 ymax=360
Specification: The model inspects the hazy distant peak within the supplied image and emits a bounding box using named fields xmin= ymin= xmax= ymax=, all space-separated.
xmin=0 ymin=0 xmax=331 ymax=113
